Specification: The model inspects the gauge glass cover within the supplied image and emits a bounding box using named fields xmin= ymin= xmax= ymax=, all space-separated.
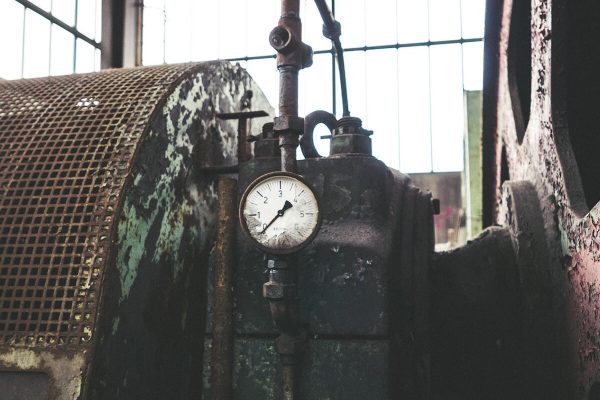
xmin=240 ymin=173 xmax=320 ymax=253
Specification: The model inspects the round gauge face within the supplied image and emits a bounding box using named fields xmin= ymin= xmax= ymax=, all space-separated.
xmin=239 ymin=172 xmax=321 ymax=254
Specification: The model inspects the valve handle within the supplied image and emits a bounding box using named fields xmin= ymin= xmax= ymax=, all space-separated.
xmin=300 ymin=110 xmax=337 ymax=159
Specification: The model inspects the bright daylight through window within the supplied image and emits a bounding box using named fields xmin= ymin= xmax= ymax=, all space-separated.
xmin=0 ymin=0 xmax=484 ymax=174
xmin=142 ymin=0 xmax=484 ymax=173
xmin=0 ymin=0 xmax=102 ymax=79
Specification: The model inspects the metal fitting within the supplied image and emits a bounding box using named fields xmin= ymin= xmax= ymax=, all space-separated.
xmin=251 ymin=123 xmax=281 ymax=159
xmin=300 ymin=110 xmax=337 ymax=159
xmin=300 ymin=43 xmax=314 ymax=68
xmin=270 ymin=26 xmax=296 ymax=54
xmin=263 ymin=281 xmax=296 ymax=300
xmin=330 ymin=116 xmax=373 ymax=156
xmin=267 ymin=258 xmax=287 ymax=270
xmin=322 ymin=20 xmax=341 ymax=40
xmin=276 ymin=333 xmax=307 ymax=356
xmin=274 ymin=115 xmax=305 ymax=134
xmin=261 ymin=122 xmax=276 ymax=138
xmin=270 ymin=5 xmax=313 ymax=69
xmin=334 ymin=116 xmax=372 ymax=136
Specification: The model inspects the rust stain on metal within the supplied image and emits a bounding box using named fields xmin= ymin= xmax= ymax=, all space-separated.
xmin=487 ymin=0 xmax=600 ymax=396
xmin=0 ymin=65 xmax=201 ymax=346
xmin=210 ymin=178 xmax=237 ymax=400
xmin=0 ymin=347 xmax=86 ymax=400
xmin=0 ymin=61 xmax=274 ymax=399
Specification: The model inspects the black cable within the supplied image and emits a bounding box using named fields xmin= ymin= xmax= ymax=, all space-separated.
xmin=314 ymin=0 xmax=350 ymax=117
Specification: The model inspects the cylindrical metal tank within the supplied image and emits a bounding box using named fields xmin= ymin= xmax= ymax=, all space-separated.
xmin=0 ymin=62 xmax=272 ymax=399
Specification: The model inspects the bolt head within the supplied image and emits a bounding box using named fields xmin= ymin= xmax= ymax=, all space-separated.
xmin=263 ymin=282 xmax=296 ymax=300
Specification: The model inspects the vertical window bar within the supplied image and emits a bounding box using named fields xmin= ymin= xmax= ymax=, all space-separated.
xmin=162 ymin=0 xmax=166 ymax=64
xmin=21 ymin=6 xmax=27 ymax=78
xmin=331 ymin=0 xmax=337 ymax=116
xmin=48 ymin=0 xmax=53 ymax=74
xmin=73 ymin=0 xmax=79 ymax=73
xmin=362 ymin=0 xmax=368 ymax=122
xmin=189 ymin=0 xmax=194 ymax=61
xmin=93 ymin=0 xmax=97 ymax=41
xmin=426 ymin=0 xmax=434 ymax=172
xmin=459 ymin=0 xmax=467 ymax=173
xmin=395 ymin=0 xmax=401 ymax=168
xmin=459 ymin=0 xmax=466 ymax=82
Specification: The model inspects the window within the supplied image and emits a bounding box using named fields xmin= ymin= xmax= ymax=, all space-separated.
xmin=155 ymin=1 xmax=484 ymax=173
xmin=0 ymin=0 xmax=102 ymax=80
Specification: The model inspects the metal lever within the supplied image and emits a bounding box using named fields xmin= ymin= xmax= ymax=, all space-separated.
xmin=216 ymin=110 xmax=269 ymax=163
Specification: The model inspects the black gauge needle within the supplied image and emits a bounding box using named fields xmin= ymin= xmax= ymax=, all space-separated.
xmin=260 ymin=200 xmax=293 ymax=234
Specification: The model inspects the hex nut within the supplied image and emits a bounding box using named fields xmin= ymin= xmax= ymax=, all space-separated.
xmin=276 ymin=335 xmax=307 ymax=355
xmin=263 ymin=282 xmax=296 ymax=300
xmin=274 ymin=115 xmax=304 ymax=134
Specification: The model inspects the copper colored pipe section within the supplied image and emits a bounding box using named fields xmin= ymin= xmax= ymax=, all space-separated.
xmin=481 ymin=0 xmax=505 ymax=227
xmin=210 ymin=178 xmax=237 ymax=400
xmin=272 ymin=0 xmax=312 ymax=173
xmin=282 ymin=363 xmax=295 ymax=400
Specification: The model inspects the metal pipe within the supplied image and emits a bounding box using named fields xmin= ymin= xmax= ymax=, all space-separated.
xmin=263 ymin=258 xmax=305 ymax=400
xmin=210 ymin=178 xmax=238 ymax=400
xmin=282 ymin=362 xmax=296 ymax=400
xmin=267 ymin=2 xmax=312 ymax=397
xmin=271 ymin=0 xmax=313 ymax=174
xmin=278 ymin=66 xmax=299 ymax=117
xmin=279 ymin=132 xmax=299 ymax=172
xmin=313 ymin=0 xmax=350 ymax=116
xmin=332 ymin=38 xmax=350 ymax=116
xmin=282 ymin=0 xmax=300 ymax=14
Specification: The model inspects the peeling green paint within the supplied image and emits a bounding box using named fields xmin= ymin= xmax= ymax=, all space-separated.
xmin=116 ymin=201 xmax=152 ymax=302
xmin=91 ymin=62 xmax=273 ymax=400
xmin=115 ymin=77 xmax=214 ymax=302
xmin=111 ymin=317 xmax=120 ymax=336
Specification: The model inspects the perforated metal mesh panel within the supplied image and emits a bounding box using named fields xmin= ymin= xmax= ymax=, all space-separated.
xmin=0 ymin=65 xmax=200 ymax=346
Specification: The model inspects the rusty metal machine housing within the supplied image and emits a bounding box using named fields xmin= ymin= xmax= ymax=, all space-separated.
xmin=2 ymin=0 xmax=600 ymax=398
xmin=202 ymin=147 xmax=433 ymax=399
xmin=481 ymin=0 xmax=600 ymax=397
xmin=0 ymin=62 xmax=271 ymax=399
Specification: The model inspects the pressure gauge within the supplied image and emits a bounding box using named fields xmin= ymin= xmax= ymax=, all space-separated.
xmin=239 ymin=171 xmax=321 ymax=254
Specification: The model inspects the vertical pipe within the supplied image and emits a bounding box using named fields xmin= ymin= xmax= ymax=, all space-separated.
xmin=275 ymin=0 xmax=307 ymax=173
xmin=280 ymin=136 xmax=298 ymax=172
xmin=481 ymin=0 xmax=505 ymax=226
xmin=282 ymin=363 xmax=295 ymax=400
xmin=237 ymin=117 xmax=248 ymax=163
xmin=281 ymin=0 xmax=300 ymax=16
xmin=271 ymin=2 xmax=308 ymax=397
xmin=278 ymin=66 xmax=299 ymax=117
xmin=210 ymin=177 xmax=237 ymax=400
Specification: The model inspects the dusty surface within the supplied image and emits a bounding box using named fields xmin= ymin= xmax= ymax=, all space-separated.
xmin=489 ymin=0 xmax=600 ymax=397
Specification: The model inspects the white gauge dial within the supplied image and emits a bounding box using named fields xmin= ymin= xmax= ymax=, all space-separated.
xmin=240 ymin=172 xmax=321 ymax=254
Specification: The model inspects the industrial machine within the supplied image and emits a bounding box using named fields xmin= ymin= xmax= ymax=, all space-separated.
xmin=0 ymin=63 xmax=272 ymax=399
xmin=0 ymin=0 xmax=598 ymax=399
